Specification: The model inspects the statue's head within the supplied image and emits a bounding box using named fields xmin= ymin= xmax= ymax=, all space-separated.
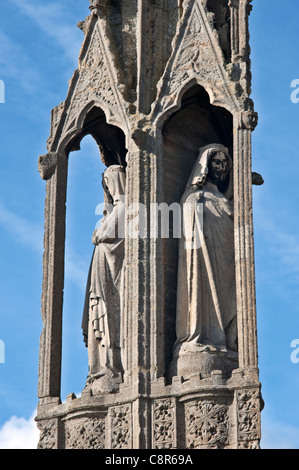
xmin=206 ymin=149 xmax=230 ymax=185
xmin=189 ymin=144 xmax=232 ymax=190
xmin=102 ymin=165 xmax=126 ymax=205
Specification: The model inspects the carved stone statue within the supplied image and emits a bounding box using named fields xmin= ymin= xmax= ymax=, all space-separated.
xmin=82 ymin=164 xmax=126 ymax=393
xmin=173 ymin=144 xmax=237 ymax=377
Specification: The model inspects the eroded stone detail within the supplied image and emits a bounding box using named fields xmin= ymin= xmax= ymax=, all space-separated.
xmin=185 ymin=400 xmax=229 ymax=449
xmin=236 ymin=389 xmax=261 ymax=448
xmin=152 ymin=399 xmax=176 ymax=449
xmin=154 ymin=0 xmax=238 ymax=121
xmin=47 ymin=102 xmax=65 ymax=150
xmin=206 ymin=0 xmax=231 ymax=62
xmin=49 ymin=15 xmax=129 ymax=151
xmin=65 ymin=417 xmax=105 ymax=449
xmin=38 ymin=153 xmax=58 ymax=180
xmin=109 ymin=405 xmax=132 ymax=449
xmin=37 ymin=419 xmax=58 ymax=449
xmin=64 ymin=26 xmax=122 ymax=131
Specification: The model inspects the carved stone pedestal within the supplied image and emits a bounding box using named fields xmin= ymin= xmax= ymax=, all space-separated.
xmin=36 ymin=369 xmax=262 ymax=449
xmin=168 ymin=350 xmax=239 ymax=382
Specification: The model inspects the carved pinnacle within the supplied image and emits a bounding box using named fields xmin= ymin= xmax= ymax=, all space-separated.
xmin=89 ymin=0 xmax=110 ymax=16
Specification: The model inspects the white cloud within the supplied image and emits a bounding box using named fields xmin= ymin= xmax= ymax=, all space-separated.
xmin=0 ymin=410 xmax=39 ymax=450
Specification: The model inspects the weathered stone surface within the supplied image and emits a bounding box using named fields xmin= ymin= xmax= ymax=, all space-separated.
xmin=152 ymin=398 xmax=177 ymax=449
xmin=37 ymin=418 xmax=60 ymax=449
xmin=185 ymin=400 xmax=229 ymax=449
xmin=64 ymin=415 xmax=106 ymax=449
xmin=36 ymin=0 xmax=262 ymax=449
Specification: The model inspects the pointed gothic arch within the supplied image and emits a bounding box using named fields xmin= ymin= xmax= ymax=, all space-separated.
xmin=62 ymin=104 xmax=128 ymax=167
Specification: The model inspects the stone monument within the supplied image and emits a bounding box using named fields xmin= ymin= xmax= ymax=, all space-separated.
xmin=36 ymin=0 xmax=264 ymax=449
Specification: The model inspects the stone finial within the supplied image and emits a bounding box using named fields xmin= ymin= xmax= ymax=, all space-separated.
xmin=77 ymin=20 xmax=87 ymax=34
xmin=89 ymin=0 xmax=109 ymax=16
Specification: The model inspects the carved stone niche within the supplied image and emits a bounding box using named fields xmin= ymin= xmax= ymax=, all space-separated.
xmin=37 ymin=103 xmax=128 ymax=406
xmin=162 ymin=84 xmax=235 ymax=380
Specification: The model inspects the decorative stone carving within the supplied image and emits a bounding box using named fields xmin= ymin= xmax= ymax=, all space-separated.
xmin=185 ymin=400 xmax=229 ymax=449
xmin=154 ymin=0 xmax=239 ymax=123
xmin=37 ymin=419 xmax=59 ymax=449
xmin=63 ymin=27 xmax=120 ymax=132
xmin=109 ymin=405 xmax=132 ymax=449
xmin=239 ymin=110 xmax=258 ymax=130
xmin=152 ymin=399 xmax=176 ymax=449
xmin=47 ymin=14 xmax=129 ymax=154
xmin=89 ymin=0 xmax=109 ymax=15
xmin=65 ymin=417 xmax=105 ymax=449
xmin=38 ymin=153 xmax=58 ymax=180
xmin=236 ymin=389 xmax=261 ymax=448
xmin=82 ymin=165 xmax=126 ymax=394
xmin=207 ymin=0 xmax=231 ymax=62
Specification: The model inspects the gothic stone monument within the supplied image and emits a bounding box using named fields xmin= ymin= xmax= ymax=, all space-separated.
xmin=36 ymin=0 xmax=264 ymax=449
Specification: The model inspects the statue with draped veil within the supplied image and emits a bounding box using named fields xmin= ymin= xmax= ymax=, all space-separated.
xmin=82 ymin=164 xmax=126 ymax=392
xmin=174 ymin=143 xmax=238 ymax=365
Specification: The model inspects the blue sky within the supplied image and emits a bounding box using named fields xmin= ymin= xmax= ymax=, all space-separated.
xmin=0 ymin=0 xmax=298 ymax=449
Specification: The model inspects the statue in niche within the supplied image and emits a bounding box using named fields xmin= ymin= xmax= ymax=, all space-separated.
xmin=174 ymin=143 xmax=237 ymax=367
xmin=82 ymin=164 xmax=126 ymax=393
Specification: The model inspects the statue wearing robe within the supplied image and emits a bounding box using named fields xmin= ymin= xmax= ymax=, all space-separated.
xmin=82 ymin=165 xmax=126 ymax=391
xmin=175 ymin=144 xmax=238 ymax=360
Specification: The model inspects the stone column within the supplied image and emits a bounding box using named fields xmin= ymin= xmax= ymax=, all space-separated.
xmin=233 ymin=111 xmax=258 ymax=371
xmin=122 ymin=123 xmax=167 ymax=448
xmin=123 ymin=130 xmax=152 ymax=448
xmin=149 ymin=127 xmax=166 ymax=382
xmin=37 ymin=152 xmax=68 ymax=403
